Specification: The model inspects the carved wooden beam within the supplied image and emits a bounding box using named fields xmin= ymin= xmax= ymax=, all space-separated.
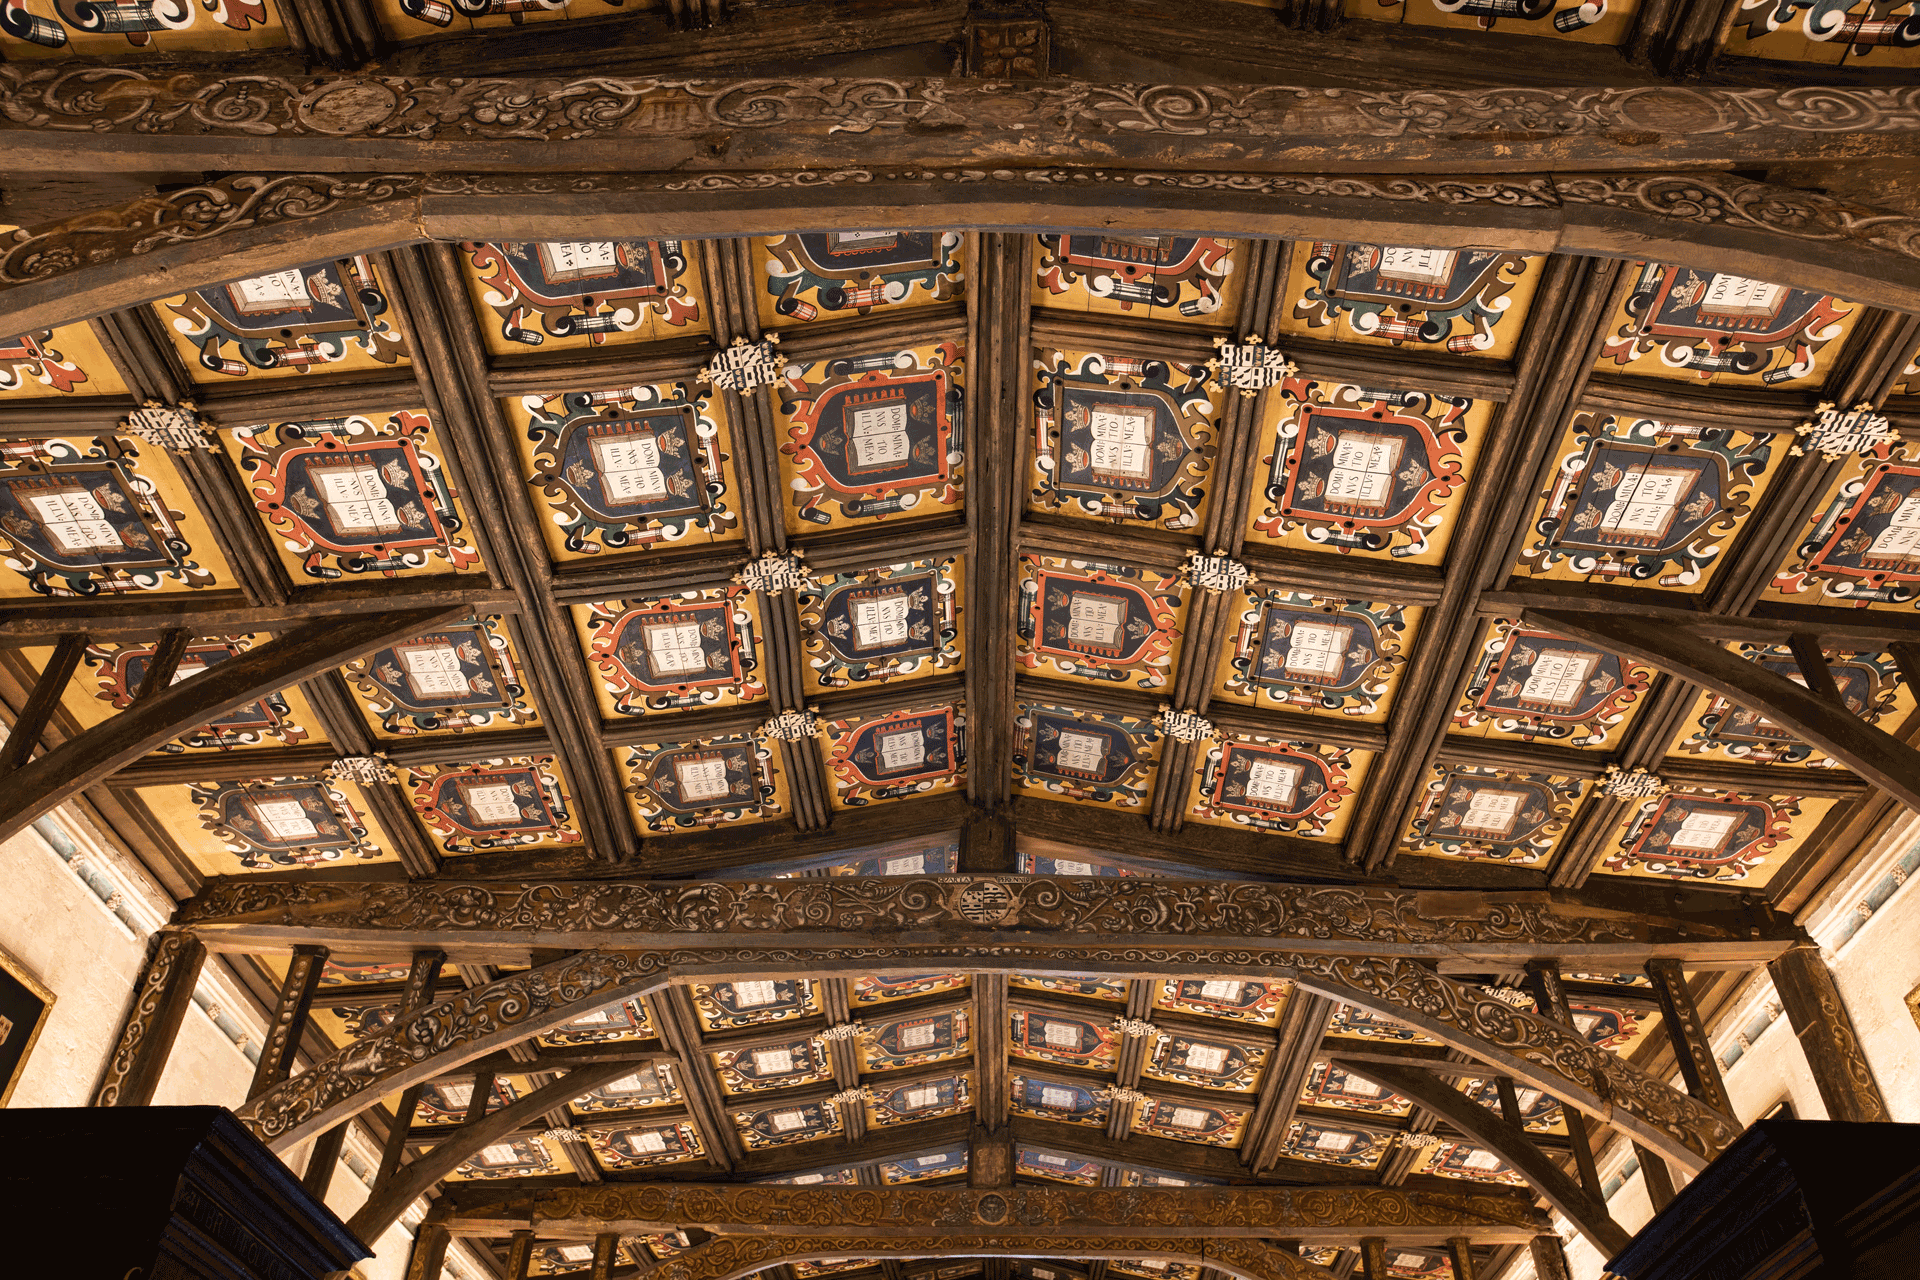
xmin=426 ymin=1183 xmax=1548 ymax=1244
xmin=0 ymin=606 xmax=468 ymax=847
xmin=1482 ymin=590 xmax=1920 ymax=647
xmin=1332 ymin=1059 xmax=1631 ymax=1258
xmin=414 ymin=1228 xmax=1335 ymax=1280
xmin=1525 ymin=607 xmax=1920 ymax=814
xmin=172 ymin=875 xmax=1796 ymax=966
xmin=222 ymin=937 xmax=1740 ymax=1171
xmin=5 ymin=72 xmax=1920 ymax=176
xmin=7 ymin=169 xmax=1920 ymax=337
xmin=349 ymin=1058 xmax=643 ymax=1244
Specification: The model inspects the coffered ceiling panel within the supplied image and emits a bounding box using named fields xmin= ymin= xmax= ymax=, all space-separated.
xmin=0 ymin=324 xmax=127 ymax=398
xmin=509 ymin=378 xmax=742 ymax=559
xmin=1033 ymin=234 xmax=1245 ymax=325
xmin=1595 ymin=262 xmax=1860 ymax=389
xmin=1511 ymin=412 xmax=1788 ymax=592
xmin=757 ymin=233 xmax=966 ymax=328
xmin=0 ymin=431 xmax=232 ymax=597
xmin=1214 ymin=589 xmax=1420 ymax=722
xmin=1280 ymin=243 xmax=1545 ymax=359
xmin=457 ymin=239 xmax=710 ymax=355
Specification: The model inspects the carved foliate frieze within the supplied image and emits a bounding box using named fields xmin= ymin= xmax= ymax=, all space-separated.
xmin=2 ymin=72 xmax=1918 ymax=151
xmin=178 ymin=874 xmax=1735 ymax=951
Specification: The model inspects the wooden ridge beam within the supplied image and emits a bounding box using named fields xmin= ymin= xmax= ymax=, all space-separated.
xmin=0 ymin=606 xmax=466 ymax=848
xmin=426 ymin=1183 xmax=1548 ymax=1243
xmin=1526 ymin=607 xmax=1920 ymax=814
xmin=1332 ymin=1059 xmax=1631 ymax=1259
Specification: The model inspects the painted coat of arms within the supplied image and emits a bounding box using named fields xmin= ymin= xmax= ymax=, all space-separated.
xmin=404 ymin=757 xmax=579 ymax=854
xmin=463 ymin=240 xmax=701 ymax=348
xmin=762 ymin=232 xmax=964 ymax=322
xmin=1031 ymin=349 xmax=1217 ymax=530
xmin=779 ymin=343 xmax=964 ymax=529
xmin=0 ymin=435 xmax=217 ymax=596
xmin=1772 ymin=439 xmax=1920 ymax=608
xmin=623 ymin=735 xmax=781 ymax=832
xmin=1017 ymin=557 xmax=1183 ymax=689
xmin=190 ymin=776 xmax=378 ymax=868
xmin=1291 ymin=243 xmax=1534 ymax=354
xmin=523 ymin=382 xmax=735 ymax=554
xmin=1035 ymin=234 xmax=1238 ymax=319
xmin=1519 ymin=414 xmax=1774 ymax=589
xmin=1013 ymin=703 xmax=1159 ymax=807
xmin=342 ymin=617 xmax=537 ymax=736
xmin=1602 ymin=789 xmax=1799 ymax=882
xmin=1453 ymin=620 xmax=1654 ymax=747
xmin=1191 ymin=737 xmax=1354 ymax=838
xmin=233 ymin=412 xmax=477 ymax=579
xmin=798 ymin=557 xmax=962 ymax=691
xmin=823 ymin=705 xmax=965 ymax=806
xmin=585 ymin=588 xmax=765 ymax=715
xmin=164 ymin=257 xmax=407 ymax=378
xmin=1403 ymin=764 xmax=1586 ymax=864
xmin=1221 ymin=590 xmax=1411 ymax=719
xmin=1253 ymin=379 xmax=1474 ymax=558
xmin=1599 ymin=262 xmax=1853 ymax=386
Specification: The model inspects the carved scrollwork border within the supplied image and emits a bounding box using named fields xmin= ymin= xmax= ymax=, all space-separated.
xmin=428 ymin=1183 xmax=1548 ymax=1241
xmin=4 ymin=166 xmax=1920 ymax=341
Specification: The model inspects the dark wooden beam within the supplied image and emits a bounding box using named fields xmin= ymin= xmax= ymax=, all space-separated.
xmin=1642 ymin=959 xmax=1734 ymax=1119
xmin=0 ymin=632 xmax=86 ymax=777
xmin=1332 ymin=1059 xmax=1630 ymax=1258
xmin=248 ymin=944 xmax=329 ymax=1100
xmin=0 ymin=588 xmax=518 ymax=649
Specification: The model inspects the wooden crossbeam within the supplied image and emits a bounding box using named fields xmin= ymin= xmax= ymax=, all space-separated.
xmin=173 ymin=875 xmax=1799 ymax=966
xmin=1525 ymin=607 xmax=1920 ymax=814
xmin=426 ymin=1183 xmax=1548 ymax=1244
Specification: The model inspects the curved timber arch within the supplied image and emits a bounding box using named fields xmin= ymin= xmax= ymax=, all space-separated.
xmin=214 ymin=932 xmax=1739 ymax=1170
xmin=2 ymin=166 xmax=1920 ymax=340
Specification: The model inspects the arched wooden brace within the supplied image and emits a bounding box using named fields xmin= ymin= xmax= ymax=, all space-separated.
xmin=0 ymin=605 xmax=471 ymax=848
xmin=425 ymin=1183 xmax=1550 ymax=1245
xmin=1332 ymin=1058 xmax=1632 ymax=1258
xmin=348 ymin=1058 xmax=643 ymax=1244
xmin=1524 ymin=608 xmax=1920 ymax=815
xmin=3 ymin=166 xmax=1920 ymax=339
xmin=434 ymin=1229 xmax=1334 ymax=1280
xmin=224 ymin=947 xmax=1737 ymax=1173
